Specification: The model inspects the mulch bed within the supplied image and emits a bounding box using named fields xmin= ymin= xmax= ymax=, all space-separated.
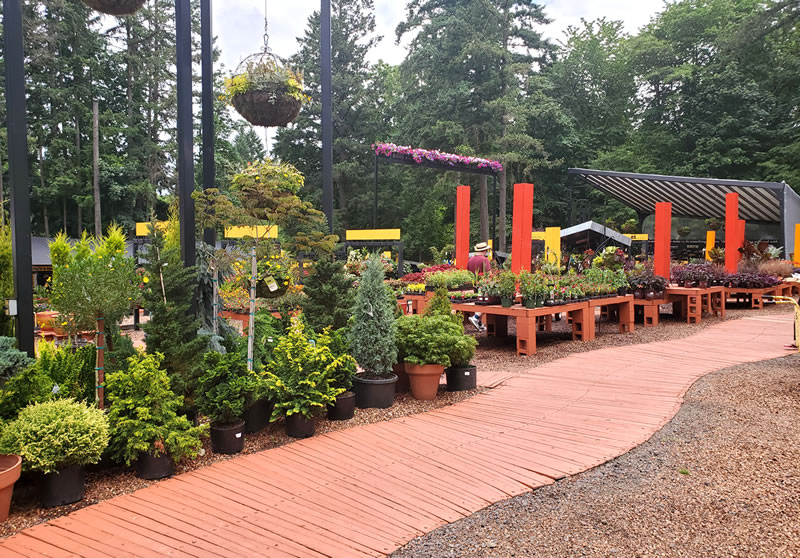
xmin=393 ymin=352 xmax=800 ymax=557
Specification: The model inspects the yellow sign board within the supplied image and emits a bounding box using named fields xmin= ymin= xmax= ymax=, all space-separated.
xmin=135 ymin=221 xmax=167 ymax=237
xmin=345 ymin=229 xmax=401 ymax=241
xmin=545 ymin=227 xmax=561 ymax=264
xmin=625 ymin=233 xmax=649 ymax=241
xmin=531 ymin=231 xmax=546 ymax=240
xmin=224 ymin=226 xmax=278 ymax=239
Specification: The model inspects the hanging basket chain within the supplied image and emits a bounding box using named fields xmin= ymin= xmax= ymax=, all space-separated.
xmin=263 ymin=0 xmax=271 ymax=53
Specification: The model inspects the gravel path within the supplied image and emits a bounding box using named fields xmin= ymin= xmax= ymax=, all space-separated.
xmin=393 ymin=352 xmax=800 ymax=557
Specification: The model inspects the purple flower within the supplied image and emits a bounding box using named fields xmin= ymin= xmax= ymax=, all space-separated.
xmin=372 ymin=142 xmax=504 ymax=173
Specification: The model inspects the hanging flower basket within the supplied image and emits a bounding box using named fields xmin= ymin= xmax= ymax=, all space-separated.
xmin=223 ymin=53 xmax=308 ymax=128
xmin=82 ymin=0 xmax=146 ymax=16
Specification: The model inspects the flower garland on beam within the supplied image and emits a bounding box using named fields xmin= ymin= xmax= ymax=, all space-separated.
xmin=372 ymin=142 xmax=503 ymax=173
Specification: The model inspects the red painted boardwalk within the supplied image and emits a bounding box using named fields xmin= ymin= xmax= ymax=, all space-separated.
xmin=1 ymin=313 xmax=794 ymax=557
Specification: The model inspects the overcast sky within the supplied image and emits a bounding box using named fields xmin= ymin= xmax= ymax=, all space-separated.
xmin=212 ymin=0 xmax=668 ymax=73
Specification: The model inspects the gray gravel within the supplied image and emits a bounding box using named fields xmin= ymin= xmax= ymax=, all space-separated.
xmin=392 ymin=352 xmax=800 ymax=558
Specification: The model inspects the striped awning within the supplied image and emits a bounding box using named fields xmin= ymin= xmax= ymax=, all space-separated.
xmin=568 ymin=168 xmax=785 ymax=223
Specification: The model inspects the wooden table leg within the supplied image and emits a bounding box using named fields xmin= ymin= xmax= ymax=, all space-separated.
xmin=618 ymin=300 xmax=634 ymax=333
xmin=571 ymin=306 xmax=592 ymax=342
xmin=516 ymin=316 xmax=536 ymax=356
xmin=486 ymin=314 xmax=508 ymax=337
xmin=686 ymin=295 xmax=701 ymax=324
xmin=643 ymin=304 xmax=659 ymax=327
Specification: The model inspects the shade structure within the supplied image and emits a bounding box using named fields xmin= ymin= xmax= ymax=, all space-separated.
xmin=568 ymin=168 xmax=800 ymax=259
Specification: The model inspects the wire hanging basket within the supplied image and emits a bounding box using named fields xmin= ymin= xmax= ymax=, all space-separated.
xmin=82 ymin=0 xmax=146 ymax=16
xmin=228 ymin=51 xmax=305 ymax=128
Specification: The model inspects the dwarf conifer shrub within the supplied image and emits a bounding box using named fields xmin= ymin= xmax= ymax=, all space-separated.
xmin=348 ymin=255 xmax=397 ymax=377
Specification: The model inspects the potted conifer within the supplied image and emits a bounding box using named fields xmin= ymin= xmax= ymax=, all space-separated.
xmin=0 ymin=399 xmax=108 ymax=507
xmin=196 ymin=352 xmax=261 ymax=454
xmin=105 ymin=353 xmax=208 ymax=480
xmin=348 ymin=255 xmax=399 ymax=408
xmin=265 ymin=322 xmax=353 ymax=437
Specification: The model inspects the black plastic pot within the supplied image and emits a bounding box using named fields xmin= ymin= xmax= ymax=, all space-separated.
xmin=500 ymin=297 xmax=514 ymax=308
xmin=285 ymin=414 xmax=316 ymax=438
xmin=446 ymin=365 xmax=477 ymax=391
xmin=210 ymin=420 xmax=245 ymax=454
xmin=327 ymin=391 xmax=356 ymax=421
xmin=352 ymin=373 xmax=398 ymax=409
xmin=39 ymin=465 xmax=85 ymax=508
xmin=136 ymin=451 xmax=174 ymax=480
xmin=244 ymin=398 xmax=273 ymax=434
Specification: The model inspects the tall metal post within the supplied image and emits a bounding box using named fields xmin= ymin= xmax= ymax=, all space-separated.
xmin=374 ymin=155 xmax=378 ymax=228
xmin=491 ymin=174 xmax=497 ymax=249
xmin=321 ymin=0 xmax=334 ymax=234
xmin=201 ymin=0 xmax=216 ymax=247
xmin=176 ymin=0 xmax=196 ymax=266
xmin=4 ymin=0 xmax=34 ymax=356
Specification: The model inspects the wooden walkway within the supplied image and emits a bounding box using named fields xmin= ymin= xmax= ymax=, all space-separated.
xmin=1 ymin=313 xmax=794 ymax=557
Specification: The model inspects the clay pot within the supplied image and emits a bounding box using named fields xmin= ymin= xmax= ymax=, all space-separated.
xmin=405 ymin=363 xmax=445 ymax=400
xmin=0 ymin=455 xmax=21 ymax=522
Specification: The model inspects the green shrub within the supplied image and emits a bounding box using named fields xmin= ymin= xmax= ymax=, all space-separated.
xmin=497 ymin=270 xmax=518 ymax=299
xmin=0 ymin=365 xmax=54 ymax=420
xmin=395 ymin=315 xmax=476 ymax=367
xmin=34 ymin=341 xmax=96 ymax=403
xmin=321 ymin=328 xmax=357 ymax=392
xmin=0 ymin=399 xmax=109 ymax=473
xmin=106 ymin=352 xmax=208 ymax=466
xmin=301 ymin=258 xmax=355 ymax=333
xmin=196 ymin=351 xmax=264 ymax=425
xmin=0 ymin=337 xmax=34 ymax=385
xmin=349 ymin=255 xmax=397 ymax=376
xmin=251 ymin=310 xmax=284 ymax=369
xmin=424 ymin=288 xmax=462 ymax=325
xmin=265 ymin=321 xmax=352 ymax=419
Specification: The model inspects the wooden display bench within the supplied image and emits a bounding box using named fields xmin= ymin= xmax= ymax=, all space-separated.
xmin=450 ymin=301 xmax=592 ymax=356
xmin=586 ymin=295 xmax=635 ymax=338
xmin=666 ymin=285 xmax=725 ymax=324
xmin=633 ymin=298 xmax=670 ymax=327
xmin=772 ymin=281 xmax=798 ymax=298
xmin=725 ymin=286 xmax=778 ymax=310
xmin=398 ymin=292 xmax=434 ymax=315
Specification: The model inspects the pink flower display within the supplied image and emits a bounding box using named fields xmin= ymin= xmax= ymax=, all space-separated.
xmin=372 ymin=142 xmax=503 ymax=173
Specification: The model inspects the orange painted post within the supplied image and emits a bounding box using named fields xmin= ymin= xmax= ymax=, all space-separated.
xmin=511 ymin=183 xmax=534 ymax=273
xmin=795 ymin=223 xmax=800 ymax=265
xmin=653 ymin=202 xmax=672 ymax=279
xmin=455 ymin=186 xmax=470 ymax=269
xmin=705 ymin=231 xmax=715 ymax=261
xmin=725 ymin=193 xmax=739 ymax=273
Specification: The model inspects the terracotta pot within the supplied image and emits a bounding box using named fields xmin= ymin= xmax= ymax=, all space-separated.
xmin=0 ymin=455 xmax=21 ymax=522
xmin=405 ymin=363 xmax=445 ymax=400
xmin=392 ymin=363 xmax=410 ymax=393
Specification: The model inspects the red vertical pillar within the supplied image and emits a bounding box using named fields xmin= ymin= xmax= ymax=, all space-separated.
xmin=654 ymin=202 xmax=672 ymax=279
xmin=511 ymin=183 xmax=534 ymax=273
xmin=725 ymin=193 xmax=739 ymax=273
xmin=455 ymin=185 xmax=471 ymax=269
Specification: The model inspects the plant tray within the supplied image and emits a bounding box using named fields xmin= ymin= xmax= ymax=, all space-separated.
xmin=83 ymin=0 xmax=146 ymax=15
xmin=232 ymin=89 xmax=302 ymax=127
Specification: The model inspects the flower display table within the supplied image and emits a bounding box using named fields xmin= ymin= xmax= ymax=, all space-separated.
xmin=632 ymin=298 xmax=671 ymax=327
xmin=450 ymin=301 xmax=592 ymax=356
xmin=398 ymin=292 xmax=434 ymax=315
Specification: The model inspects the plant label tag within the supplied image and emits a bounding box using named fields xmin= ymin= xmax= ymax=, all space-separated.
xmin=464 ymin=371 xmax=470 ymax=376
xmin=264 ymin=275 xmax=279 ymax=292
xmin=235 ymin=432 xmax=242 ymax=438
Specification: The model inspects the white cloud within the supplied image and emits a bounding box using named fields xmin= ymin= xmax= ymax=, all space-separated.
xmin=213 ymin=0 xmax=666 ymax=73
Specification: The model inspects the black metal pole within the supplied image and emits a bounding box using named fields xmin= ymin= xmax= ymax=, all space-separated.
xmin=4 ymin=0 xmax=34 ymax=356
xmin=176 ymin=0 xmax=196 ymax=267
xmin=374 ymin=154 xmax=378 ymax=228
xmin=491 ymin=174 xmax=497 ymax=250
xmin=201 ymin=0 xmax=216 ymax=248
xmin=321 ymin=0 xmax=334 ymax=234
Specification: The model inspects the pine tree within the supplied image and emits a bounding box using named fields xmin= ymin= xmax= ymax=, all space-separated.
xmin=301 ymin=258 xmax=355 ymax=333
xmin=348 ymin=255 xmax=397 ymax=377
xmin=141 ymin=227 xmax=209 ymax=410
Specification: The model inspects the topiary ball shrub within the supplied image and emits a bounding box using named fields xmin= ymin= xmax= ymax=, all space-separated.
xmin=0 ymin=399 xmax=109 ymax=474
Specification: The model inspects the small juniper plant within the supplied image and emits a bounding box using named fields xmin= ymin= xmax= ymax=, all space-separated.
xmin=348 ymin=255 xmax=398 ymax=378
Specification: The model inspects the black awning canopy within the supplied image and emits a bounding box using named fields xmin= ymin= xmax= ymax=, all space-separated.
xmin=568 ymin=168 xmax=786 ymax=223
